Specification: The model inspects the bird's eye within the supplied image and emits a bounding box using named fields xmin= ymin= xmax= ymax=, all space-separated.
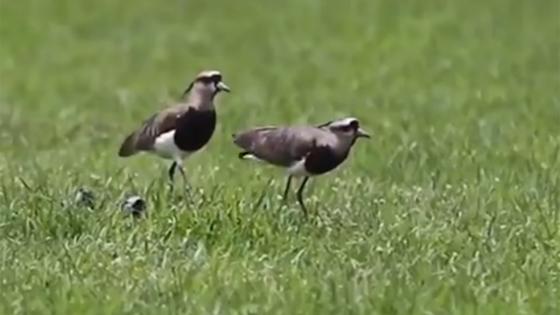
xmin=211 ymin=74 xmax=222 ymax=82
xmin=198 ymin=76 xmax=215 ymax=84
xmin=340 ymin=125 xmax=353 ymax=132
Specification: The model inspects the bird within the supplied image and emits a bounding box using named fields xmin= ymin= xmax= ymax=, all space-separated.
xmin=233 ymin=117 xmax=370 ymax=217
xmin=118 ymin=70 xmax=230 ymax=189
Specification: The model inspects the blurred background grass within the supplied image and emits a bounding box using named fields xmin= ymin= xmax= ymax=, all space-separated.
xmin=0 ymin=0 xmax=559 ymax=314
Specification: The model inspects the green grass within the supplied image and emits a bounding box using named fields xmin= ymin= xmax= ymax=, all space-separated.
xmin=0 ymin=0 xmax=559 ymax=314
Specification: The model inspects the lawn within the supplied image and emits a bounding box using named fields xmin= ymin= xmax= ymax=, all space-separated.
xmin=0 ymin=0 xmax=559 ymax=314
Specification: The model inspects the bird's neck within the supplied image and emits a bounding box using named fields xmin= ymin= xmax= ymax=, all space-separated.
xmin=184 ymin=84 xmax=216 ymax=111
xmin=333 ymin=136 xmax=355 ymax=158
xmin=184 ymin=89 xmax=216 ymax=111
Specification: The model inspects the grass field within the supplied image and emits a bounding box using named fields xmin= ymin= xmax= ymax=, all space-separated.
xmin=1 ymin=0 xmax=559 ymax=314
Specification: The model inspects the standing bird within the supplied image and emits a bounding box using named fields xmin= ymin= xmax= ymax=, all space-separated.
xmin=233 ymin=117 xmax=370 ymax=217
xmin=118 ymin=70 xmax=230 ymax=188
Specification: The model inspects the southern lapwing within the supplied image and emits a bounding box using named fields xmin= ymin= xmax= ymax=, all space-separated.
xmin=118 ymin=70 xmax=230 ymax=189
xmin=233 ymin=117 xmax=370 ymax=217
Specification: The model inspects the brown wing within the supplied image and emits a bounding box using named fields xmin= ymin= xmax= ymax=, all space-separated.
xmin=118 ymin=106 xmax=185 ymax=157
xmin=233 ymin=126 xmax=328 ymax=167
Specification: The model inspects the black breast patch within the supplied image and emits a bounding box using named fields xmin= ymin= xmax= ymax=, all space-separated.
xmin=304 ymin=145 xmax=346 ymax=175
xmin=174 ymin=108 xmax=217 ymax=152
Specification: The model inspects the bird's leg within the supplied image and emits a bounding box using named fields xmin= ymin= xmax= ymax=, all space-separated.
xmin=296 ymin=176 xmax=310 ymax=219
xmin=167 ymin=162 xmax=178 ymax=192
xmin=282 ymin=176 xmax=293 ymax=202
xmin=176 ymin=162 xmax=188 ymax=188
xmin=175 ymin=162 xmax=194 ymax=201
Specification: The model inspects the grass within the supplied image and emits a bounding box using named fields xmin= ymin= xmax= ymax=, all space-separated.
xmin=0 ymin=0 xmax=559 ymax=314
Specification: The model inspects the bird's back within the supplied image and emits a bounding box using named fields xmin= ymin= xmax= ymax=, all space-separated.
xmin=233 ymin=126 xmax=337 ymax=167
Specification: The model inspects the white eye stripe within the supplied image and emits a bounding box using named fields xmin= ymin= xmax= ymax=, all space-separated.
xmin=197 ymin=71 xmax=222 ymax=79
xmin=328 ymin=118 xmax=359 ymax=129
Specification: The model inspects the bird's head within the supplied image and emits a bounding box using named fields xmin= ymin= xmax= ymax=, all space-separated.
xmin=183 ymin=70 xmax=230 ymax=99
xmin=320 ymin=117 xmax=370 ymax=144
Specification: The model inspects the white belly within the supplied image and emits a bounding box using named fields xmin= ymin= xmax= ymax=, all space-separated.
xmin=241 ymin=154 xmax=312 ymax=177
xmin=152 ymin=130 xmax=191 ymax=160
xmin=286 ymin=158 xmax=310 ymax=177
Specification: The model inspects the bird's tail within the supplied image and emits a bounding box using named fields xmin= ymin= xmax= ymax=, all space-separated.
xmin=238 ymin=151 xmax=251 ymax=159
xmin=118 ymin=132 xmax=139 ymax=157
xmin=238 ymin=151 xmax=263 ymax=162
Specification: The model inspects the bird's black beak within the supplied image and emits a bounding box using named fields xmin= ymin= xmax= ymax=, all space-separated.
xmin=216 ymin=81 xmax=231 ymax=92
xmin=356 ymin=128 xmax=371 ymax=139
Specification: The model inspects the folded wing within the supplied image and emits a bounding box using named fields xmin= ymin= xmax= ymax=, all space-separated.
xmin=118 ymin=107 xmax=182 ymax=157
xmin=233 ymin=126 xmax=328 ymax=167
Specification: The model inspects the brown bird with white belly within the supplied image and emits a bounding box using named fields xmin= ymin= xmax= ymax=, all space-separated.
xmin=118 ymin=70 xmax=230 ymax=188
xmin=233 ymin=117 xmax=370 ymax=217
